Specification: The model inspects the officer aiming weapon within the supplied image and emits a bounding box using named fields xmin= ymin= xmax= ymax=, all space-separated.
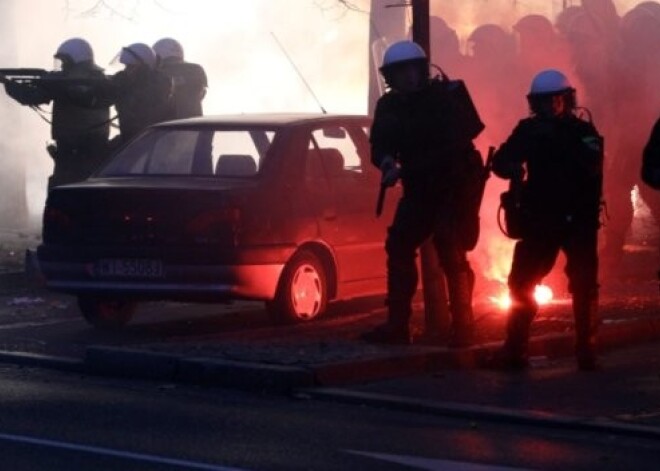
xmin=0 ymin=68 xmax=113 ymax=125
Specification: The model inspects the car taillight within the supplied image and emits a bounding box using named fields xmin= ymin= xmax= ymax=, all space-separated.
xmin=42 ymin=207 xmax=76 ymax=242
xmin=185 ymin=208 xmax=241 ymax=245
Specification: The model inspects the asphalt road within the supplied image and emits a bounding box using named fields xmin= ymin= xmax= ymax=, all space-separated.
xmin=0 ymin=365 xmax=657 ymax=470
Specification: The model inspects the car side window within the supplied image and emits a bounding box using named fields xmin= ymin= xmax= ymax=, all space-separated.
xmin=147 ymin=130 xmax=199 ymax=174
xmin=308 ymin=126 xmax=365 ymax=180
xmin=100 ymin=128 xmax=278 ymax=177
xmin=211 ymin=130 xmax=272 ymax=177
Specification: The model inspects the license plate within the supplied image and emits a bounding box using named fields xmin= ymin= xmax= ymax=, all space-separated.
xmin=96 ymin=259 xmax=164 ymax=278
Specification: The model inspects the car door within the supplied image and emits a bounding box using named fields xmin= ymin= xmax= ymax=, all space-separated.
xmin=308 ymin=121 xmax=392 ymax=290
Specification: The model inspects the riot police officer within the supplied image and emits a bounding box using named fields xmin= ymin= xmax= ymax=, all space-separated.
xmin=492 ymin=70 xmax=604 ymax=371
xmin=361 ymin=40 xmax=483 ymax=346
xmin=110 ymin=43 xmax=172 ymax=145
xmin=153 ymin=38 xmax=207 ymax=119
xmin=3 ymin=38 xmax=110 ymax=189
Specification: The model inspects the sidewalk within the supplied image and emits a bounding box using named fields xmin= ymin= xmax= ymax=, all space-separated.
xmin=82 ymin=288 xmax=660 ymax=392
xmin=307 ymin=341 xmax=660 ymax=438
xmin=0 ymin=229 xmax=660 ymax=398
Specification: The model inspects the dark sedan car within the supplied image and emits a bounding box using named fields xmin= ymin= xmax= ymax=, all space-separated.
xmin=38 ymin=114 xmax=399 ymax=329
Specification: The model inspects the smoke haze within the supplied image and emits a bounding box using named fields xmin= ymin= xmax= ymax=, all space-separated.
xmin=0 ymin=0 xmax=371 ymax=220
xmin=1 ymin=0 xmax=658 ymax=295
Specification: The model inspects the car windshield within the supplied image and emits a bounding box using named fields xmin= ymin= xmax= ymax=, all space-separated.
xmin=99 ymin=126 xmax=278 ymax=178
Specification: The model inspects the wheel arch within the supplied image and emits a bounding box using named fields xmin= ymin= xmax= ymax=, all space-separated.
xmin=293 ymin=241 xmax=339 ymax=301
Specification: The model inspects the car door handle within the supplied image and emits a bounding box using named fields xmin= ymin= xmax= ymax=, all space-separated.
xmin=323 ymin=209 xmax=337 ymax=221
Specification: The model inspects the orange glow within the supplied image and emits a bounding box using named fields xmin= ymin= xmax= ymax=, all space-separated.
xmin=534 ymin=285 xmax=553 ymax=305
xmin=490 ymin=291 xmax=512 ymax=310
xmin=490 ymin=285 xmax=554 ymax=311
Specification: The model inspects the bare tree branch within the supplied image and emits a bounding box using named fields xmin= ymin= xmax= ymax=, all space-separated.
xmin=314 ymin=0 xmax=371 ymax=20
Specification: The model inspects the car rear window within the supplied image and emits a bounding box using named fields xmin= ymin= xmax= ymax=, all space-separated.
xmin=99 ymin=127 xmax=278 ymax=178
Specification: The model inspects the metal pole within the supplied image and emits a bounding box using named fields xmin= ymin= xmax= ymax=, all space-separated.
xmin=411 ymin=0 xmax=451 ymax=341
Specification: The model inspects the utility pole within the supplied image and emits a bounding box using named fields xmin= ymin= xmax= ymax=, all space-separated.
xmin=410 ymin=0 xmax=451 ymax=342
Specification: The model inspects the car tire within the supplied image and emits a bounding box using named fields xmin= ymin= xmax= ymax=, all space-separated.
xmin=267 ymin=250 xmax=328 ymax=325
xmin=78 ymin=296 xmax=136 ymax=330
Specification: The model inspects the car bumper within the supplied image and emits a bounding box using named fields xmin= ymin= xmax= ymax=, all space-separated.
xmin=37 ymin=245 xmax=292 ymax=301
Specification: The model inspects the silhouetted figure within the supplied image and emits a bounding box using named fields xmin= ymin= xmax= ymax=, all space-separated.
xmin=109 ymin=43 xmax=173 ymax=146
xmin=464 ymin=24 xmax=523 ymax=145
xmin=361 ymin=41 xmax=483 ymax=347
xmin=556 ymin=2 xmax=630 ymax=282
xmin=615 ymin=3 xmax=660 ymax=271
xmin=492 ymin=70 xmax=604 ymax=371
xmin=153 ymin=38 xmax=207 ymax=119
xmin=429 ymin=16 xmax=467 ymax=78
xmin=642 ymin=117 xmax=660 ymax=189
xmin=3 ymin=38 xmax=110 ymax=188
xmin=514 ymin=15 xmax=573 ymax=89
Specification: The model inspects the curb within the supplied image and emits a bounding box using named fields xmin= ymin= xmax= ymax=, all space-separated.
xmin=85 ymin=347 xmax=181 ymax=381
xmin=0 ymin=351 xmax=85 ymax=373
xmin=304 ymin=388 xmax=660 ymax=441
xmin=178 ymin=358 xmax=315 ymax=393
xmin=80 ymin=315 xmax=660 ymax=393
xmin=313 ymin=351 xmax=429 ymax=385
xmin=0 ymin=315 xmax=658 ymax=396
xmin=84 ymin=346 xmax=316 ymax=393
xmin=600 ymin=317 xmax=660 ymax=349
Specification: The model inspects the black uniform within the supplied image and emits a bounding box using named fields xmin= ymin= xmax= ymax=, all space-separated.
xmin=4 ymin=62 xmax=110 ymax=188
xmin=158 ymin=60 xmax=207 ymax=119
xmin=642 ymin=117 xmax=660 ymax=190
xmin=109 ymin=68 xmax=172 ymax=145
xmin=369 ymin=78 xmax=482 ymax=344
xmin=493 ymin=113 xmax=604 ymax=369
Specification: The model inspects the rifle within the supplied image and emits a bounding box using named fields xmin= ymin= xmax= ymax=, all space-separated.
xmin=0 ymin=68 xmax=111 ymax=91
xmin=0 ymin=68 xmax=49 ymax=84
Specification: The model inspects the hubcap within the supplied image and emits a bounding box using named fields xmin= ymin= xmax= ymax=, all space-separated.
xmin=290 ymin=263 xmax=322 ymax=320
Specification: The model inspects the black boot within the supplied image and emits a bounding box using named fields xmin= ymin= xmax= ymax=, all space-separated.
xmin=573 ymin=293 xmax=600 ymax=371
xmin=360 ymin=323 xmax=411 ymax=345
xmin=447 ymin=269 xmax=475 ymax=348
xmin=361 ymin=299 xmax=412 ymax=345
xmin=491 ymin=307 xmax=535 ymax=370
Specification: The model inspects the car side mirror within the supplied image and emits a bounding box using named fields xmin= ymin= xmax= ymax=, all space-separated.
xmin=322 ymin=127 xmax=346 ymax=139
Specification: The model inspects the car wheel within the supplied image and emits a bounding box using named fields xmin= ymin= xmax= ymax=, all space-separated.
xmin=78 ymin=296 xmax=136 ymax=330
xmin=267 ymin=250 xmax=328 ymax=325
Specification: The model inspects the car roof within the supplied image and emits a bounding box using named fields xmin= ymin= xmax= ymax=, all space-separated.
xmin=155 ymin=113 xmax=370 ymax=128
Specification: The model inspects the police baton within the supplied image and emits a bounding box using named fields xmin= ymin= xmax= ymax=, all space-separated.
xmin=375 ymin=184 xmax=387 ymax=218
xmin=476 ymin=146 xmax=496 ymax=208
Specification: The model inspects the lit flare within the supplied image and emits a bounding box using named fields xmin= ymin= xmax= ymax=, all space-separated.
xmin=490 ymin=285 xmax=554 ymax=310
